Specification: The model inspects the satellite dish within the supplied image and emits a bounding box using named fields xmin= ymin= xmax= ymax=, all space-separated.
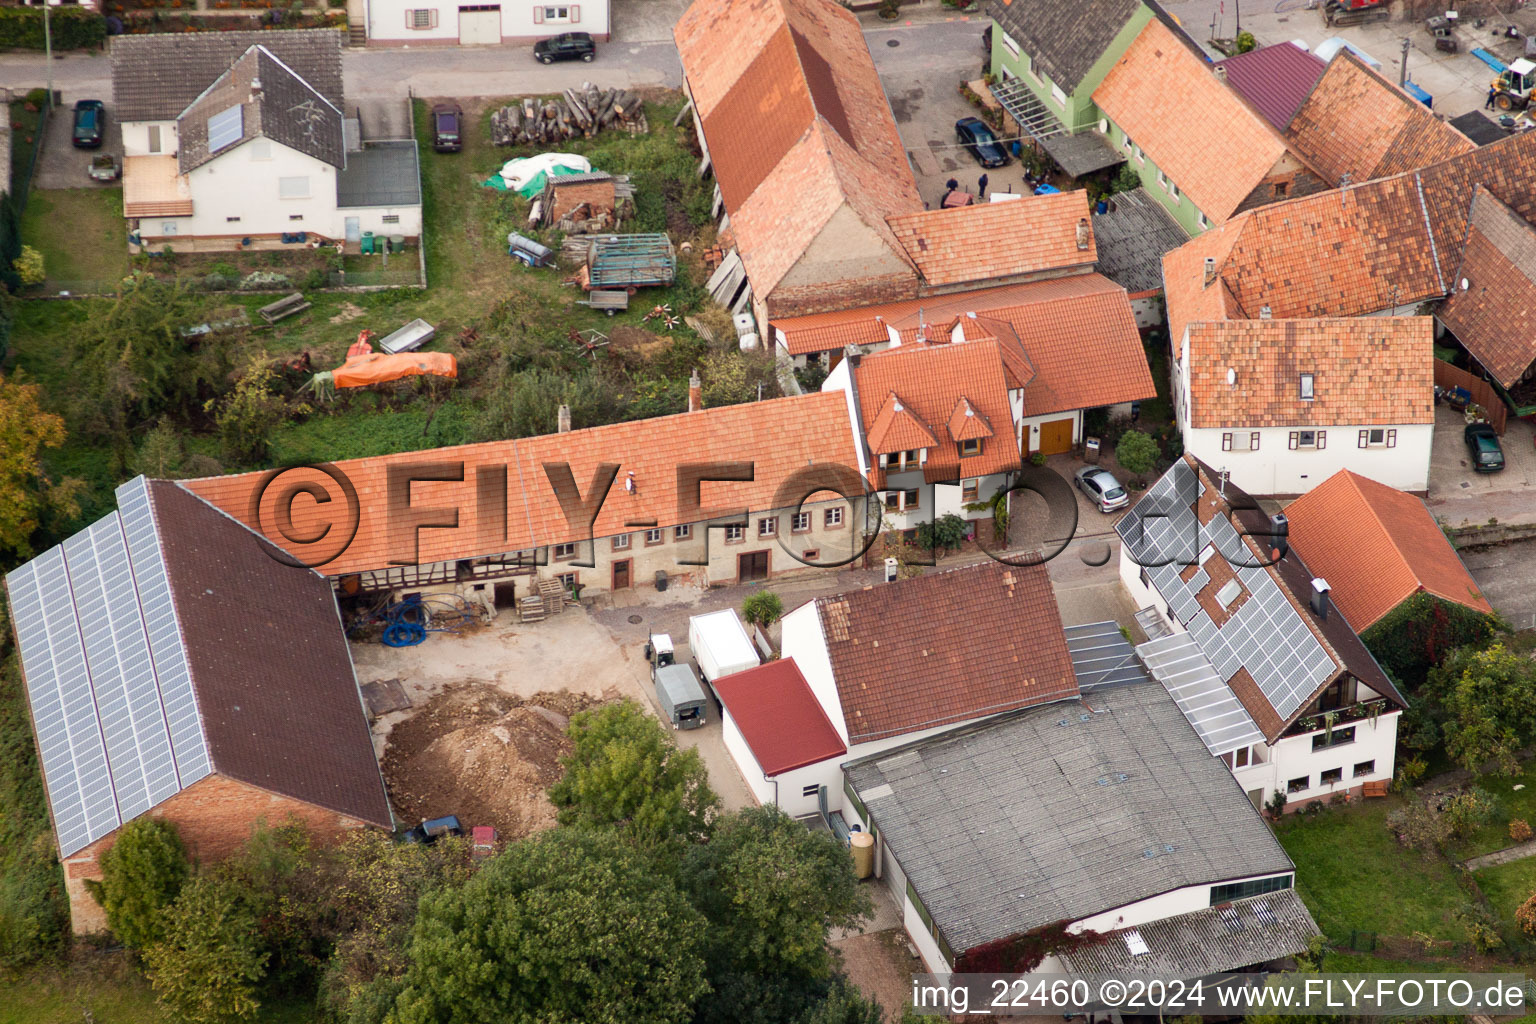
xmin=1461 ymin=278 xmax=1470 ymax=291
xmin=1226 ymin=368 xmax=1237 ymax=386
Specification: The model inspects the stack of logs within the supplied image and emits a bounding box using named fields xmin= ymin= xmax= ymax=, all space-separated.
xmin=491 ymin=86 xmax=649 ymax=146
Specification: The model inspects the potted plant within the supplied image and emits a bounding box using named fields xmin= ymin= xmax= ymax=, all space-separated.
xmin=877 ymin=0 xmax=899 ymax=19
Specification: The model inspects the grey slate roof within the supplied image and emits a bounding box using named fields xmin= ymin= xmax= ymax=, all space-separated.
xmin=110 ymin=28 xmax=343 ymax=123
xmin=1091 ymin=187 xmax=1189 ymax=296
xmin=178 ymin=46 xmax=343 ymax=173
xmin=337 ymin=141 xmax=422 ymax=208
xmin=844 ymin=676 xmax=1294 ymax=956
xmin=988 ymin=0 xmax=1143 ymax=94
xmin=1059 ymin=888 xmax=1319 ymax=976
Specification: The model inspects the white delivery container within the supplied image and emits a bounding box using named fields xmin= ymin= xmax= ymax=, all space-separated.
xmin=688 ymin=608 xmax=760 ymax=689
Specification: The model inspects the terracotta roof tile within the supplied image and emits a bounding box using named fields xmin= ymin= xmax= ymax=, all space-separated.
xmin=884 ymin=191 xmax=1096 ymax=287
xmin=1213 ymin=42 xmax=1327 ymax=131
xmin=853 ymin=340 xmax=1018 ymax=476
xmin=948 ymin=397 xmax=995 ymax=441
xmin=181 ymin=392 xmax=860 ymax=578
xmin=1185 ymin=318 xmax=1433 ymax=429
xmin=813 ymin=560 xmax=1079 ymax=743
xmin=1093 ymin=18 xmax=1293 ymax=222
xmin=1285 ymin=52 xmax=1475 ymax=187
xmin=1438 ymin=186 xmax=1536 ymax=388
xmin=713 ymin=658 xmax=846 ymax=774
xmin=1284 ymin=469 xmax=1492 ymax=631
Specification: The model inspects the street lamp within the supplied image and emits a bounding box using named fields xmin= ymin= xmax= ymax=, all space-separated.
xmin=43 ymin=0 xmax=53 ymax=111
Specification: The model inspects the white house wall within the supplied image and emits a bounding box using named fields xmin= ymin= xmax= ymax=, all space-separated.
xmin=121 ymin=120 xmax=178 ymax=158
xmin=1183 ymin=425 xmax=1433 ymax=496
xmin=720 ymin=708 xmax=776 ymax=807
xmin=1069 ymin=873 xmax=1293 ymax=935
xmin=338 ymin=204 xmax=424 ymax=238
xmin=719 ymin=706 xmax=844 ymax=817
xmin=903 ymin=897 xmax=951 ymax=973
xmin=366 ymin=0 xmax=610 ymax=44
xmin=780 ymin=602 xmax=850 ymax=741
xmin=1235 ymin=713 xmax=1399 ymax=807
xmin=143 ymin=139 xmax=338 ymax=241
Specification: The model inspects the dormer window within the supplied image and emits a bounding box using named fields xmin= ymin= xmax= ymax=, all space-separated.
xmin=1299 ymin=373 xmax=1314 ymax=401
xmin=882 ymin=449 xmax=923 ymax=471
xmin=960 ymin=438 xmax=982 ymax=457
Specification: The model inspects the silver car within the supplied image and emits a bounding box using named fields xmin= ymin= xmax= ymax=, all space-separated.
xmin=1074 ymin=466 xmax=1130 ymax=513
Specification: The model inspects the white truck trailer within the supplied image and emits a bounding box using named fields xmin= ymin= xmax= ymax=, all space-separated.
xmin=688 ymin=609 xmax=760 ymax=693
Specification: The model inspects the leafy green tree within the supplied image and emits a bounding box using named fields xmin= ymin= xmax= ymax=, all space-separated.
xmin=741 ymin=590 xmax=784 ymax=629
xmin=681 ymin=810 xmax=866 ymax=1024
xmin=1427 ymin=642 xmax=1536 ymax=775
xmin=473 ymin=366 xmax=625 ymax=441
xmin=549 ymin=700 xmax=718 ymax=842
xmin=0 ymin=373 xmax=82 ymax=559
xmin=798 ymin=979 xmax=887 ymax=1024
xmin=701 ymin=349 xmax=778 ymax=407
xmin=145 ymin=875 xmax=269 ymax=1024
xmin=1115 ymin=429 xmax=1160 ymax=483
xmin=390 ymin=828 xmax=708 ymax=1024
xmin=85 ymin=817 xmax=189 ymax=950
xmin=207 ymin=361 xmax=305 ymax=467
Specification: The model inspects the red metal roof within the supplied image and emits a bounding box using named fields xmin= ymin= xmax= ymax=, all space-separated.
xmin=1214 ymin=42 xmax=1326 ymax=131
xmin=713 ymin=658 xmax=847 ymax=776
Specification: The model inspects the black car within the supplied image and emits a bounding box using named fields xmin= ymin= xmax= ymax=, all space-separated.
xmin=1465 ymin=422 xmax=1505 ymax=473
xmin=432 ymin=103 xmax=463 ymax=153
xmin=72 ymin=99 xmax=106 ymax=149
xmin=955 ymin=116 xmax=1009 ymax=168
xmin=402 ymin=815 xmax=465 ymax=844
xmin=533 ymin=31 xmax=596 ymax=64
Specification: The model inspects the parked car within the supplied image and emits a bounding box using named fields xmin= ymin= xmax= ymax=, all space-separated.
xmin=533 ymin=32 xmax=596 ymax=64
xmin=471 ymin=825 xmax=498 ymax=861
xmin=1464 ymin=423 xmax=1505 ymax=473
xmin=955 ymin=116 xmax=1009 ymax=168
xmin=401 ymin=814 xmax=465 ymax=844
xmin=88 ymin=153 xmax=121 ymax=183
xmin=431 ymin=103 xmax=463 ymax=153
xmin=1074 ymin=466 xmax=1130 ymax=513
xmin=72 ymin=99 xmax=106 ymax=149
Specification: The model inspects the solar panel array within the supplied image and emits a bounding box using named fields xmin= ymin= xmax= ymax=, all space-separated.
xmin=207 ymin=104 xmax=244 ymax=153
xmin=1136 ymin=632 xmax=1263 ymax=756
xmin=1118 ymin=461 xmax=1337 ymax=727
xmin=2 ymin=478 xmax=211 ymax=858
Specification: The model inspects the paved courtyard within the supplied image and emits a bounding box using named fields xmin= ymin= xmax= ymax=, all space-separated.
xmin=1426 ymin=405 xmax=1536 ymax=530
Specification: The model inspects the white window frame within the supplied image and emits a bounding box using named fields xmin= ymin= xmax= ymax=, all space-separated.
xmin=1222 ymin=431 xmax=1260 ymax=452
xmin=1000 ymin=30 xmax=1021 ymax=59
xmin=1290 ymin=430 xmax=1327 ymax=450
xmin=644 ymin=528 xmax=664 ymax=546
xmin=791 ymin=512 xmax=811 ymax=533
xmin=278 ymin=176 xmax=311 ymax=200
xmin=1050 ymin=84 xmax=1067 ymax=106
xmin=758 ymin=517 xmax=777 ymax=538
xmin=674 ymin=524 xmax=692 ymax=540
xmin=1198 ymin=212 xmax=1211 ymax=230
xmin=824 ymin=507 xmax=844 ymax=528
xmin=611 ymin=533 xmax=631 ymax=551
xmin=539 ymin=4 xmax=572 ymax=22
xmin=1299 ymin=372 xmax=1315 ymax=401
xmin=724 ymin=524 xmax=745 ymax=543
xmin=1026 ymin=53 xmax=1040 ymax=81
xmin=553 ymin=542 xmax=576 ymax=560
xmin=147 ymin=124 xmax=162 ymax=154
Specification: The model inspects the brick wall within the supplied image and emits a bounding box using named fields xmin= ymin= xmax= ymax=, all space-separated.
xmin=767 ymin=273 xmax=920 ymax=319
xmin=549 ymin=180 xmax=616 ymax=223
xmin=63 ymin=773 xmax=379 ymax=935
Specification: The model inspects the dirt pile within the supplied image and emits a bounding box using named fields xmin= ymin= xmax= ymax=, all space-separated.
xmin=381 ymin=686 xmax=602 ymax=839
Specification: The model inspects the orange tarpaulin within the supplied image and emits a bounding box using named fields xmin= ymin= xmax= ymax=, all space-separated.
xmin=333 ymin=352 xmax=458 ymax=388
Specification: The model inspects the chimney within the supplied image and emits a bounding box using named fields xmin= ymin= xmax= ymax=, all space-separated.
xmin=250 ymin=76 xmax=263 ymax=98
xmin=1269 ymin=512 xmax=1289 ymax=561
xmin=1214 ymin=63 xmax=1227 ymax=83
xmin=687 ymin=370 xmax=702 ymax=413
xmin=1310 ymin=578 xmax=1331 ymax=621
xmin=1203 ymin=257 xmax=1217 ymax=286
xmin=845 ymin=344 xmax=862 ymax=371
xmin=1076 ymin=217 xmax=1091 ymax=251
xmin=1259 ymin=304 xmax=1273 ymax=320
xmin=557 ymin=403 xmax=572 ymax=433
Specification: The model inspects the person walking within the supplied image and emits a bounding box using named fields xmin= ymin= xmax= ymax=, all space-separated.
xmin=978 ymin=172 xmax=989 ymax=198
xmin=1488 ymin=86 xmax=1499 ymax=110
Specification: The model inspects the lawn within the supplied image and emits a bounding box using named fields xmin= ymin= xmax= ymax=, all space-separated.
xmin=1274 ymin=798 xmax=1468 ymax=942
xmin=19 ymin=188 xmax=129 ymax=294
xmin=1455 ymin=760 xmax=1536 ymax=859
xmin=1474 ymin=857 xmax=1536 ymax=948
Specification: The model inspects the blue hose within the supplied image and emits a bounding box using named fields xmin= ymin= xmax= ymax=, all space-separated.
xmin=374 ymin=593 xmax=476 ymax=647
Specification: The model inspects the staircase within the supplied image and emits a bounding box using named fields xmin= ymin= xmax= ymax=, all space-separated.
xmin=348 ymin=22 xmax=368 ymax=46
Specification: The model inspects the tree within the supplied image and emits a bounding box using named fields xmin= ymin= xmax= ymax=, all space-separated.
xmin=548 ymin=700 xmax=719 ymax=843
xmin=741 ymin=590 xmax=784 ymax=630
xmin=1235 ymin=30 xmax=1257 ymax=52
xmin=206 ymin=361 xmax=305 ymax=467
xmin=86 ymin=817 xmax=189 ymax=951
xmin=701 ymin=349 xmax=778 ymax=407
xmin=1426 ymin=642 xmax=1536 ymax=775
xmin=683 ymin=807 xmax=871 ymax=1019
xmin=13 ymin=245 xmax=43 ymax=286
xmin=145 ymin=876 xmax=269 ymax=1024
xmin=473 ymin=366 xmax=625 ymax=442
xmin=1115 ymin=429 xmax=1160 ymax=483
xmin=0 ymin=373 xmax=82 ymax=559
xmin=390 ymin=828 xmax=708 ymax=1024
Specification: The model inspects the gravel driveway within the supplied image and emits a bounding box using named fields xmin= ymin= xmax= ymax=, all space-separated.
xmin=34 ymin=92 xmax=123 ymax=191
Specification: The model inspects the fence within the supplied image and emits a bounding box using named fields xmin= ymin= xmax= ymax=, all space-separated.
xmin=1435 ymin=359 xmax=1509 ymax=435
xmin=11 ymin=99 xmax=48 ymax=215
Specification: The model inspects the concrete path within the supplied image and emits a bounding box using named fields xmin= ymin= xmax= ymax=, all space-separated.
xmin=1463 ymin=838 xmax=1536 ymax=872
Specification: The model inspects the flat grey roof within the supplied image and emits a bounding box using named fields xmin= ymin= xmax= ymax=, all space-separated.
xmin=844 ymin=677 xmax=1294 ymax=956
xmin=1092 ymin=187 xmax=1190 ymax=296
xmin=336 ymin=141 xmax=421 ymax=209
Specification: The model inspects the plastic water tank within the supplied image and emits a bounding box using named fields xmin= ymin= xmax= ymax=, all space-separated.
xmin=738 ymin=332 xmax=759 ymax=351
xmin=849 ymin=831 xmax=875 ymax=879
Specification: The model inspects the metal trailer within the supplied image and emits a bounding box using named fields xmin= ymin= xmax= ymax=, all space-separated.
xmin=378 ymin=318 xmax=436 ymax=355
xmin=587 ymin=233 xmax=676 ymax=289
xmin=507 ymin=232 xmax=556 ymax=267
xmin=654 ymin=663 xmax=708 ymax=730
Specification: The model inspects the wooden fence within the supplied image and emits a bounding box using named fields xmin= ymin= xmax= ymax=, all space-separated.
xmin=1434 ymin=360 xmax=1508 ymax=435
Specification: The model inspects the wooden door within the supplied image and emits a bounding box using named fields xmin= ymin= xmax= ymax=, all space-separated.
xmin=1036 ymin=417 xmax=1074 ymax=456
xmin=612 ymin=559 xmax=631 ymax=590
xmin=738 ymin=550 xmax=768 ymax=582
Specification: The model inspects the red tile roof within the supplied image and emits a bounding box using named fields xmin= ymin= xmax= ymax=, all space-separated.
xmin=1213 ymin=42 xmax=1326 ymax=131
xmin=1093 ymin=17 xmax=1295 ymax=223
xmin=884 ymin=191 xmax=1096 ymax=287
xmin=948 ymin=397 xmax=995 ymax=441
xmin=1284 ymin=469 xmax=1492 ymax=631
xmin=181 ymin=392 xmax=861 ymax=578
xmin=713 ymin=658 xmax=846 ymax=774
xmin=814 ymin=560 xmax=1079 ymax=743
xmin=1184 ymin=318 xmax=1433 ymax=429
xmin=1285 ymin=52 xmax=1475 ymax=187
xmin=1437 ymin=186 xmax=1536 ymax=388
xmin=853 ymin=339 xmax=1019 ymax=478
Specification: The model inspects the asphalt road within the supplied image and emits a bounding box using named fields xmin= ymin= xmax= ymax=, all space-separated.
xmin=1462 ymin=543 xmax=1536 ymax=632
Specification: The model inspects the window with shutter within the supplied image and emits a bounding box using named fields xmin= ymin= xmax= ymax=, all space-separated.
xmin=1222 ymin=432 xmax=1232 ymax=451
xmin=1317 ymin=430 xmax=1327 ymax=449
xmin=1359 ymin=430 xmax=1369 ymax=448
xmin=1289 ymin=432 xmax=1299 ymax=450
xmin=533 ymin=5 xmax=543 ymax=20
xmin=1250 ymin=432 xmax=1260 ymax=451
xmin=1387 ymin=429 xmax=1397 ymax=448
xmin=570 ymin=3 xmax=579 ymax=19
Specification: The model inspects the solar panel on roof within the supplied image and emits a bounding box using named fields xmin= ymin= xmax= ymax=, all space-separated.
xmin=207 ymin=104 xmax=244 ymax=154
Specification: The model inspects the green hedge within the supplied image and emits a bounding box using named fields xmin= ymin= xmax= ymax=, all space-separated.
xmin=0 ymin=7 xmax=107 ymax=51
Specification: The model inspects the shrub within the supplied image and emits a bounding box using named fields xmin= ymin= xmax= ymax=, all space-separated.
xmin=1513 ymin=819 xmax=1534 ymax=844
xmin=1235 ymin=30 xmax=1257 ymax=53
xmin=1517 ymin=891 xmax=1536 ymax=938
xmin=1304 ymin=800 xmax=1324 ymax=816
xmin=301 ymin=268 xmax=327 ymax=291
xmin=209 ymin=262 xmax=239 ymax=278
xmin=1028 ymin=451 xmax=1046 ymax=466
xmin=200 ymin=273 xmax=232 ymax=292
xmin=1265 ymin=790 xmax=1288 ymax=817
xmin=741 ymin=591 xmax=784 ymax=630
xmin=85 ymin=818 xmax=189 ymax=950
xmin=24 ymin=88 xmax=48 ymax=108
xmin=917 ymin=513 xmax=968 ymax=555
xmin=794 ymin=361 xmax=829 ymax=393
xmin=1453 ymin=903 xmax=1503 ymax=953
xmin=1388 ymin=789 xmax=1495 ymax=856
xmin=238 ymin=270 xmax=290 ymax=291
xmin=0 ymin=8 xmax=107 ymax=50
xmin=13 ymin=245 xmax=44 ymax=286
xmin=145 ymin=876 xmax=268 ymax=1024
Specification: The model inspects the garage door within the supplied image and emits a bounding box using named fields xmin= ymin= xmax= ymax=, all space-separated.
xmin=1036 ymin=417 xmax=1074 ymax=456
xmin=458 ymin=5 xmax=501 ymax=44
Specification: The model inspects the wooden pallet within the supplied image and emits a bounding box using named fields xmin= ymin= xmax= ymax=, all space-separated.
xmin=538 ymin=578 xmax=567 ymax=615
xmin=518 ymin=594 xmax=546 ymax=623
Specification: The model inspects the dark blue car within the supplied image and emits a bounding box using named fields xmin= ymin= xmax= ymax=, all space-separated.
xmin=73 ymin=99 xmax=105 ymax=149
xmin=955 ymin=116 xmax=1009 ymax=168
